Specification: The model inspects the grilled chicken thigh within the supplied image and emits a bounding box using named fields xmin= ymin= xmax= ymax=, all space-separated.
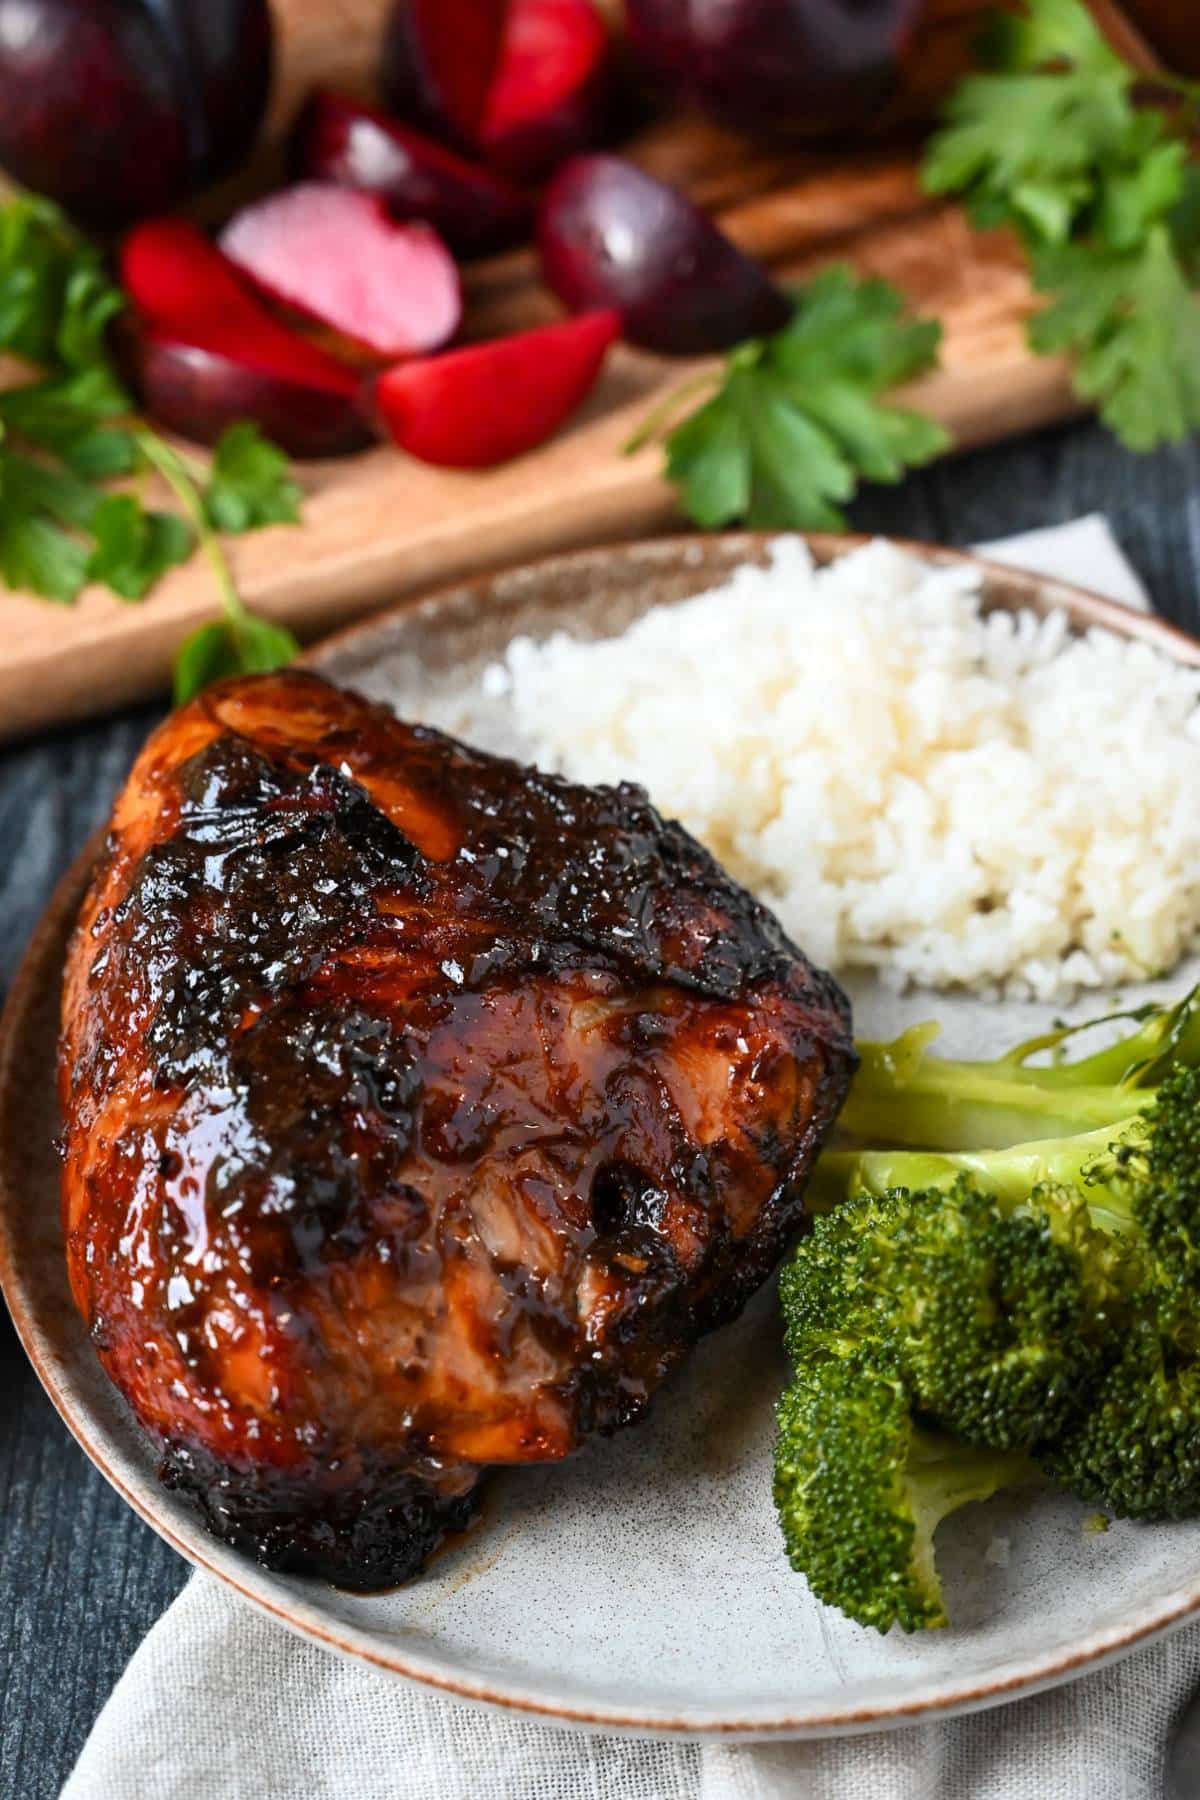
xmin=60 ymin=670 xmax=854 ymax=1587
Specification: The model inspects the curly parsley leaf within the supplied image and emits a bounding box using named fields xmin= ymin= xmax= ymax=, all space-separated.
xmin=136 ymin=428 xmax=300 ymax=703
xmin=663 ymin=384 xmax=753 ymax=526
xmin=641 ymin=267 xmax=947 ymax=532
xmin=922 ymin=0 xmax=1200 ymax=450
xmin=924 ymin=0 xmax=1137 ymax=239
xmin=171 ymin=620 xmax=247 ymax=703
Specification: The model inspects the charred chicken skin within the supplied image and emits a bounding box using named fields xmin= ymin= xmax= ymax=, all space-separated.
xmin=60 ymin=670 xmax=854 ymax=1588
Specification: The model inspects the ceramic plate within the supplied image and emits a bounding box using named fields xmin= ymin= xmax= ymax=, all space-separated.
xmin=4 ymin=533 xmax=1200 ymax=1738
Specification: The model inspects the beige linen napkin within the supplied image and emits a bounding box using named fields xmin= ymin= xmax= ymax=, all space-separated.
xmin=63 ymin=515 xmax=1196 ymax=1800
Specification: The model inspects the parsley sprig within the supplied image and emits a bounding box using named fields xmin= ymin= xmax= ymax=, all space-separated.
xmin=630 ymin=265 xmax=949 ymax=530
xmin=923 ymin=0 xmax=1200 ymax=450
xmin=0 ymin=196 xmax=301 ymax=698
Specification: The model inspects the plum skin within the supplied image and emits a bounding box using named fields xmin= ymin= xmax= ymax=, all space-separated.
xmin=290 ymin=91 xmax=532 ymax=260
xmin=119 ymin=329 xmax=372 ymax=461
xmin=380 ymin=0 xmax=508 ymax=153
xmin=0 ymin=0 xmax=273 ymax=229
xmin=539 ymin=154 xmax=791 ymax=354
xmin=623 ymin=0 xmax=924 ymax=133
xmin=381 ymin=0 xmax=615 ymax=185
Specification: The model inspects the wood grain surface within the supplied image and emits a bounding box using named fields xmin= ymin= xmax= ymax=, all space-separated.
xmin=0 ymin=0 xmax=1158 ymax=741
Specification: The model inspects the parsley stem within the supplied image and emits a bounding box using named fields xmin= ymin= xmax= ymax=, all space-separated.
xmin=624 ymin=371 xmax=724 ymax=454
xmin=168 ymin=442 xmax=214 ymax=486
xmin=133 ymin=426 xmax=249 ymax=635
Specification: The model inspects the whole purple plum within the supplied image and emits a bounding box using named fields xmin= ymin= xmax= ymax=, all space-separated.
xmin=623 ymin=0 xmax=923 ymax=133
xmin=0 ymin=0 xmax=273 ymax=229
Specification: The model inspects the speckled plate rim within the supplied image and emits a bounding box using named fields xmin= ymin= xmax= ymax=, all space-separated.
xmin=3 ymin=529 xmax=1200 ymax=1741
xmin=308 ymin=527 xmax=1200 ymax=676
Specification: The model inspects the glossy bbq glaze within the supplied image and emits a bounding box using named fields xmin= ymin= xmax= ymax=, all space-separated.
xmin=59 ymin=670 xmax=854 ymax=1588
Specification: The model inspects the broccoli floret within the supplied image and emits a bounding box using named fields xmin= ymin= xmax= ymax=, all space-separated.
xmin=880 ymin=1193 xmax=1105 ymax=1447
xmin=774 ymin=1004 xmax=1200 ymax=1631
xmin=823 ymin=1067 xmax=1200 ymax=1524
xmin=1117 ymin=1068 xmax=1200 ymax=1328
xmin=772 ymin=1174 xmax=1107 ymax=1629
xmin=781 ymin=1178 xmax=1115 ymax=1448
xmin=1040 ymin=1321 xmax=1200 ymax=1519
xmin=839 ymin=985 xmax=1199 ymax=1152
xmin=773 ymin=1357 xmax=1034 ymax=1633
xmin=1039 ymin=1067 xmax=1200 ymax=1518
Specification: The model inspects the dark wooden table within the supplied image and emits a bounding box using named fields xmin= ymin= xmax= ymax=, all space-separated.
xmin=3 ymin=417 xmax=1199 ymax=1799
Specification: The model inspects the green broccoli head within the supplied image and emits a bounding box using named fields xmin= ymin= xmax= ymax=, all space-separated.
xmin=1110 ymin=1066 xmax=1200 ymax=1336
xmin=776 ymin=1002 xmax=1200 ymax=1629
xmin=1039 ymin=1320 xmax=1200 ymax=1519
xmin=773 ymin=1356 xmax=1033 ymax=1633
xmin=894 ymin=1186 xmax=1103 ymax=1448
xmin=778 ymin=1189 xmax=904 ymax=1367
xmin=781 ymin=1176 xmax=1113 ymax=1449
xmin=1038 ymin=1068 xmax=1200 ymax=1519
xmin=821 ymin=1065 xmax=1200 ymax=1523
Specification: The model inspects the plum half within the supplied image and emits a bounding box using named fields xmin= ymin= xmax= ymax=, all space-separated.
xmin=481 ymin=0 xmax=615 ymax=183
xmin=124 ymin=334 xmax=371 ymax=460
xmin=220 ymin=185 xmax=462 ymax=362
xmin=0 ymin=0 xmax=273 ymax=229
xmin=539 ymin=154 xmax=790 ymax=353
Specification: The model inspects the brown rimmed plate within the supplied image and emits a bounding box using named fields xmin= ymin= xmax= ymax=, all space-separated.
xmin=3 ymin=532 xmax=1199 ymax=1739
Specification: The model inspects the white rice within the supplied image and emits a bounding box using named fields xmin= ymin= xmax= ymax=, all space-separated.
xmin=482 ymin=538 xmax=1200 ymax=999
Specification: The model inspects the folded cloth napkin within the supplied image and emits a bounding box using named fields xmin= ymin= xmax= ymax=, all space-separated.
xmin=58 ymin=1573 xmax=1200 ymax=1800
xmin=63 ymin=515 xmax=1193 ymax=1800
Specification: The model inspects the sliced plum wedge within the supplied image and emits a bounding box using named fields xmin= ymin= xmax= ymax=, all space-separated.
xmin=373 ymin=308 xmax=619 ymax=466
xmin=382 ymin=0 xmax=511 ymax=147
xmin=291 ymin=90 xmax=530 ymax=258
xmin=220 ymin=184 xmax=462 ymax=361
xmin=124 ymin=333 xmax=370 ymax=459
xmin=119 ymin=218 xmax=369 ymax=457
xmin=382 ymin=0 xmax=613 ymax=184
xmin=480 ymin=0 xmax=613 ymax=183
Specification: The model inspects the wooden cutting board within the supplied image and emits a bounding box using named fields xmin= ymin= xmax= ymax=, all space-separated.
xmin=0 ymin=0 xmax=1162 ymax=741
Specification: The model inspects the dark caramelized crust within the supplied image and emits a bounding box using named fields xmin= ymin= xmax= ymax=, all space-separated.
xmin=59 ymin=670 xmax=854 ymax=1587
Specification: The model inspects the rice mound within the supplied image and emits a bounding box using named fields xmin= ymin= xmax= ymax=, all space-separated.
xmin=484 ymin=537 xmax=1200 ymax=999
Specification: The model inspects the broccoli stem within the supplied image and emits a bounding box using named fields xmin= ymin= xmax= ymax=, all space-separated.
xmin=840 ymin=988 xmax=1199 ymax=1152
xmin=905 ymin=1430 xmax=1038 ymax=1601
xmin=1026 ymin=990 xmax=1200 ymax=1089
xmin=840 ymin=1054 xmax=1149 ymax=1150
xmin=822 ymin=1121 xmax=1141 ymax=1237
